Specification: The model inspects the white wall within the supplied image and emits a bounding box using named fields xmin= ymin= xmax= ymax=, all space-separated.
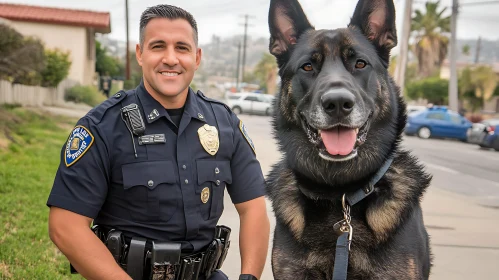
xmin=9 ymin=21 xmax=93 ymax=85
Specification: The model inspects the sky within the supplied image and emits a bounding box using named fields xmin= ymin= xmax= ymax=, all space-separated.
xmin=2 ymin=0 xmax=499 ymax=53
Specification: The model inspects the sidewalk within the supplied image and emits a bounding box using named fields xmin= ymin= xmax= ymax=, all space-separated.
xmin=422 ymin=187 xmax=499 ymax=280
xmin=39 ymin=104 xmax=91 ymax=119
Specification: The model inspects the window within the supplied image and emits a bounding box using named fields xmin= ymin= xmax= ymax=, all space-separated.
xmin=229 ymin=95 xmax=240 ymax=100
xmin=244 ymin=96 xmax=259 ymax=102
xmin=449 ymin=114 xmax=462 ymax=125
xmin=426 ymin=113 xmax=446 ymax=120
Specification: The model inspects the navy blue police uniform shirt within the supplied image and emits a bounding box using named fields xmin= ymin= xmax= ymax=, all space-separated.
xmin=46 ymin=82 xmax=265 ymax=252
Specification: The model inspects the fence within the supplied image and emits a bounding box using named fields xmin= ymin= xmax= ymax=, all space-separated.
xmin=0 ymin=79 xmax=78 ymax=107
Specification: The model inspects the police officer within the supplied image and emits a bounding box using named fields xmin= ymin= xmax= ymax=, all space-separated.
xmin=47 ymin=4 xmax=270 ymax=280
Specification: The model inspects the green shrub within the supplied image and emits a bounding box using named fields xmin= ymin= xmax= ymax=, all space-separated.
xmin=65 ymin=85 xmax=106 ymax=107
xmin=406 ymin=77 xmax=448 ymax=105
xmin=40 ymin=48 xmax=71 ymax=87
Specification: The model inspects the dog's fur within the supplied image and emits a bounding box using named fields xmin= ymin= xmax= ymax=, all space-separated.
xmin=265 ymin=0 xmax=432 ymax=279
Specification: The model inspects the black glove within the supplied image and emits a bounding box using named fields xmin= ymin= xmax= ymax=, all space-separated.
xmin=238 ymin=274 xmax=258 ymax=280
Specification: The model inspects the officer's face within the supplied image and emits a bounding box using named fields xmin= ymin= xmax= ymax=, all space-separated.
xmin=136 ymin=18 xmax=201 ymax=103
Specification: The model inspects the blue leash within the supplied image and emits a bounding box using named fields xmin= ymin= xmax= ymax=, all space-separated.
xmin=332 ymin=156 xmax=394 ymax=280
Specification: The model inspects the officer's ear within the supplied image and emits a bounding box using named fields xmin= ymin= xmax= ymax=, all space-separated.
xmin=195 ymin=47 xmax=202 ymax=70
xmin=135 ymin=44 xmax=143 ymax=66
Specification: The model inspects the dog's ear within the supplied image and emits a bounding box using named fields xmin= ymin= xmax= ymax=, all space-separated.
xmin=268 ymin=0 xmax=314 ymax=62
xmin=349 ymin=0 xmax=397 ymax=65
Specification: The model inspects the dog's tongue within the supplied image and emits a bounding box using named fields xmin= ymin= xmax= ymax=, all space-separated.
xmin=320 ymin=127 xmax=357 ymax=156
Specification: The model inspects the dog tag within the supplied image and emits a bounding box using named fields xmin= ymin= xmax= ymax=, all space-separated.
xmin=333 ymin=219 xmax=350 ymax=236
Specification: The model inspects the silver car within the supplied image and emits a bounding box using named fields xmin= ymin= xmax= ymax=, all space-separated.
xmin=226 ymin=92 xmax=274 ymax=116
xmin=467 ymin=118 xmax=499 ymax=147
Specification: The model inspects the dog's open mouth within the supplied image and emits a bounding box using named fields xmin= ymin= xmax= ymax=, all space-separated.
xmin=303 ymin=114 xmax=372 ymax=162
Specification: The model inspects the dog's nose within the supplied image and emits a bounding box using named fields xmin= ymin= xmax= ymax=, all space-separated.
xmin=321 ymin=89 xmax=355 ymax=117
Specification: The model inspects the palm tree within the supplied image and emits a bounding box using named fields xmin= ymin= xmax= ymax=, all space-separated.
xmin=411 ymin=1 xmax=451 ymax=78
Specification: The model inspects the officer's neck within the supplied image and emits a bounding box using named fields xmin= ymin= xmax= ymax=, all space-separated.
xmin=144 ymin=82 xmax=188 ymax=109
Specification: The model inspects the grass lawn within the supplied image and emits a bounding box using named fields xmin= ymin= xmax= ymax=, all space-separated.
xmin=0 ymin=105 xmax=83 ymax=279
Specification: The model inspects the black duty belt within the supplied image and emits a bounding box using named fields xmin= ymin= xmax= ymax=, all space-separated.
xmin=70 ymin=225 xmax=231 ymax=280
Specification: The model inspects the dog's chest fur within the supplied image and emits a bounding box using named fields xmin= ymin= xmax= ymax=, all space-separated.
xmin=266 ymin=151 xmax=431 ymax=279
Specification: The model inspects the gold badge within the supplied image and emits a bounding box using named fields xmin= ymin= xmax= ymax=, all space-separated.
xmin=201 ymin=187 xmax=210 ymax=204
xmin=70 ymin=138 xmax=80 ymax=151
xmin=198 ymin=124 xmax=219 ymax=156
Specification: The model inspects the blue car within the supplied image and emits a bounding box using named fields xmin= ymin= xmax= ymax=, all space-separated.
xmin=404 ymin=106 xmax=472 ymax=141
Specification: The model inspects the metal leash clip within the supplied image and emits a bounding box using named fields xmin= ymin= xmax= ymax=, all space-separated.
xmin=333 ymin=194 xmax=354 ymax=250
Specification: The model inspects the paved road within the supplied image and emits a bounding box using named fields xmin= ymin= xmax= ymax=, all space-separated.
xmin=401 ymin=136 xmax=499 ymax=208
xmin=219 ymin=114 xmax=499 ymax=280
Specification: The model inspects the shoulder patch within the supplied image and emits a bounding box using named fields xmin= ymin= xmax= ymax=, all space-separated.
xmin=65 ymin=125 xmax=94 ymax=167
xmin=239 ymin=120 xmax=256 ymax=155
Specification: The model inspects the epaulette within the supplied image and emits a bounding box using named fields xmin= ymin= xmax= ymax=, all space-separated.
xmin=196 ymin=90 xmax=232 ymax=112
xmin=87 ymin=89 xmax=133 ymax=124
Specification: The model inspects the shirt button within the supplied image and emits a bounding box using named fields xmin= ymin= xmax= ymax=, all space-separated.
xmin=148 ymin=180 xmax=154 ymax=187
xmin=216 ymin=180 xmax=220 ymax=186
xmin=185 ymin=179 xmax=189 ymax=184
xmin=215 ymin=167 xmax=220 ymax=174
xmin=182 ymin=165 xmax=187 ymax=170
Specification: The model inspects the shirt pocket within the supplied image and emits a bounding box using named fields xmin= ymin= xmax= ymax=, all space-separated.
xmin=196 ymin=160 xmax=232 ymax=220
xmin=122 ymin=160 xmax=179 ymax=222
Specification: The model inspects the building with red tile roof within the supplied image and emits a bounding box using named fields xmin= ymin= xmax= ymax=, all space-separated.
xmin=0 ymin=3 xmax=112 ymax=86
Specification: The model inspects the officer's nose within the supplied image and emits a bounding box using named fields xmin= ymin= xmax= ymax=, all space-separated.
xmin=320 ymin=89 xmax=355 ymax=117
xmin=162 ymin=48 xmax=179 ymax=66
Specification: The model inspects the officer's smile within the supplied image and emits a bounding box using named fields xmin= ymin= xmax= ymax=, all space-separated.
xmin=160 ymin=71 xmax=180 ymax=77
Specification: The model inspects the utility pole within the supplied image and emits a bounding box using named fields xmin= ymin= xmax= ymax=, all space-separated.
xmin=394 ymin=0 xmax=413 ymax=95
xmin=125 ymin=0 xmax=130 ymax=81
xmin=448 ymin=0 xmax=459 ymax=112
xmin=236 ymin=42 xmax=241 ymax=91
xmin=474 ymin=36 xmax=481 ymax=64
xmin=239 ymin=15 xmax=255 ymax=86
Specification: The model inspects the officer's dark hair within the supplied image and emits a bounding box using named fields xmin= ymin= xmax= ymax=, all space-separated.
xmin=139 ymin=4 xmax=198 ymax=50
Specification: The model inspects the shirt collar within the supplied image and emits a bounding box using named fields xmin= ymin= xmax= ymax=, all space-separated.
xmin=136 ymin=81 xmax=206 ymax=124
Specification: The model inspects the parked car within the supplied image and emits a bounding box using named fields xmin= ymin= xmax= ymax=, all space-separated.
xmin=477 ymin=124 xmax=499 ymax=151
xmin=467 ymin=118 xmax=499 ymax=147
xmin=226 ymin=92 xmax=274 ymax=116
xmin=407 ymin=105 xmax=427 ymax=115
xmin=404 ymin=106 xmax=472 ymax=141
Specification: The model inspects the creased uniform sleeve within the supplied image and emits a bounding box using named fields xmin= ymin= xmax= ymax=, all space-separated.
xmin=227 ymin=113 xmax=266 ymax=204
xmin=46 ymin=117 xmax=110 ymax=219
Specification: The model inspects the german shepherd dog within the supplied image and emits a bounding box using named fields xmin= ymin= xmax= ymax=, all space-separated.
xmin=266 ymin=0 xmax=432 ymax=279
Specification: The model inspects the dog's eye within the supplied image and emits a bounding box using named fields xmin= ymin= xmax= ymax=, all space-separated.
xmin=355 ymin=60 xmax=367 ymax=69
xmin=301 ymin=63 xmax=313 ymax=72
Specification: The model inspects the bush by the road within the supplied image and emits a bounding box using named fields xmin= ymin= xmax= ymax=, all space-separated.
xmin=65 ymin=85 xmax=106 ymax=107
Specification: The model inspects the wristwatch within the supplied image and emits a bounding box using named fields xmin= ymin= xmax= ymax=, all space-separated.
xmin=239 ymin=274 xmax=258 ymax=280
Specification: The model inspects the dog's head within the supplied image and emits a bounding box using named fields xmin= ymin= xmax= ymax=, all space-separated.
xmin=269 ymin=0 xmax=406 ymax=186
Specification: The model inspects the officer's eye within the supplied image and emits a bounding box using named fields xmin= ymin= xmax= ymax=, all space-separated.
xmin=355 ymin=59 xmax=367 ymax=69
xmin=301 ymin=63 xmax=313 ymax=72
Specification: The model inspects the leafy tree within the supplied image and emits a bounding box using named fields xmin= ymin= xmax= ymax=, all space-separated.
xmin=411 ymin=1 xmax=451 ymax=78
xmin=40 ymin=48 xmax=71 ymax=87
xmin=247 ymin=53 xmax=279 ymax=94
xmin=459 ymin=66 xmax=497 ymax=112
xmin=0 ymin=24 xmax=45 ymax=84
xmin=95 ymin=41 xmax=124 ymax=77
xmin=406 ymin=77 xmax=448 ymax=104
xmin=462 ymin=45 xmax=471 ymax=56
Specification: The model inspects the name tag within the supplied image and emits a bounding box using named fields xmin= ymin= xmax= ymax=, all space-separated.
xmin=138 ymin=134 xmax=166 ymax=145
